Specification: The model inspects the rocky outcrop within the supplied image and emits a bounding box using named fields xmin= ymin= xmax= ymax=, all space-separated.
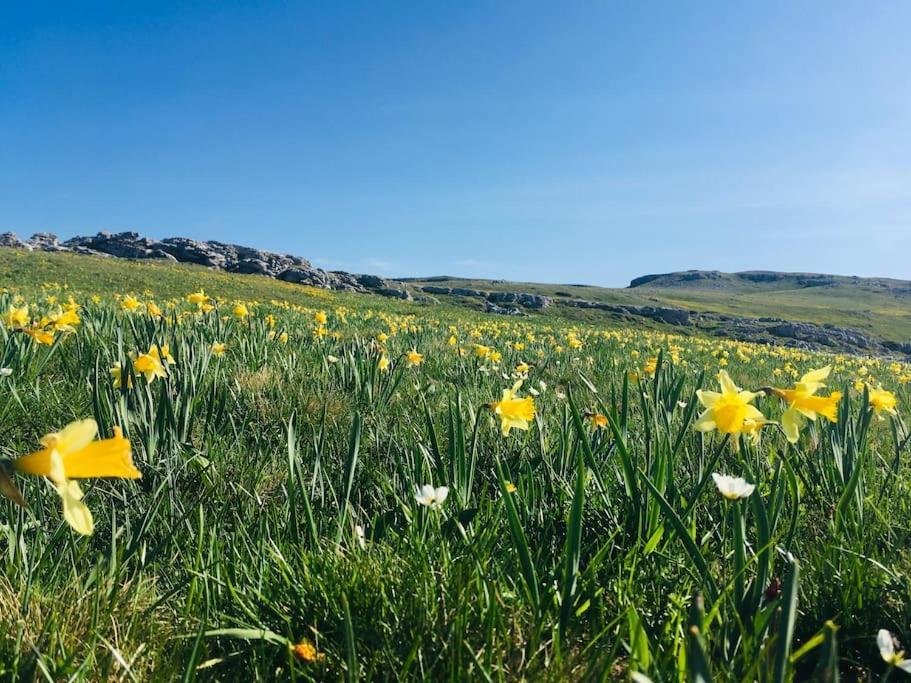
xmin=0 ymin=230 xmax=378 ymax=293
xmin=486 ymin=292 xmax=552 ymax=309
xmin=485 ymin=301 xmax=523 ymax=316
xmin=0 ymin=232 xmax=31 ymax=250
xmin=561 ymin=300 xmax=691 ymax=326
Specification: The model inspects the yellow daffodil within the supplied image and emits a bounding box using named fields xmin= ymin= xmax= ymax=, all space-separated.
xmin=490 ymin=381 xmax=536 ymax=436
xmin=291 ymin=637 xmax=326 ymax=663
xmin=149 ymin=344 xmax=175 ymax=365
xmin=644 ymin=357 xmax=658 ymax=377
xmin=211 ymin=341 xmax=226 ymax=356
xmin=378 ymin=355 xmax=390 ymax=372
xmin=474 ymin=344 xmax=491 ymax=359
xmin=406 ymin=350 xmax=424 ymax=367
xmin=121 ymin=295 xmax=141 ymax=312
xmin=695 ymin=370 xmax=766 ymax=436
xmin=3 ymin=305 xmax=29 ymax=329
xmin=187 ymin=290 xmax=208 ymax=305
xmin=134 ymin=352 xmax=167 ymax=382
xmin=111 ymin=362 xmax=132 ymax=389
xmin=768 ymin=366 xmax=842 ymax=443
xmin=314 ymin=310 xmax=328 ymax=325
xmin=25 ymin=325 xmax=55 ymax=345
xmin=868 ymin=386 xmax=898 ymax=417
xmin=233 ymin=303 xmax=249 ymax=319
xmin=586 ymin=412 xmax=608 ymax=429
xmin=13 ymin=419 xmax=140 ymax=535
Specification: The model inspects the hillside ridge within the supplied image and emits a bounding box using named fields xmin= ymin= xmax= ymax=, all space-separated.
xmin=629 ymin=269 xmax=911 ymax=293
xmin=2 ymin=230 xmax=909 ymax=358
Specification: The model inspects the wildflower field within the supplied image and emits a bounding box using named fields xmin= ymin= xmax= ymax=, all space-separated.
xmin=1 ymin=254 xmax=910 ymax=681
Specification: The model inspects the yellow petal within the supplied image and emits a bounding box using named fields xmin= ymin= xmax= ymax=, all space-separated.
xmin=696 ymin=390 xmax=721 ymax=408
xmin=800 ymin=366 xmax=831 ymax=385
xmin=781 ymin=407 xmax=801 ymax=444
xmin=717 ymin=370 xmax=739 ymax=395
xmin=59 ymin=480 xmax=94 ymax=535
xmin=694 ymin=410 xmax=716 ymax=432
xmin=40 ymin=419 xmax=98 ymax=456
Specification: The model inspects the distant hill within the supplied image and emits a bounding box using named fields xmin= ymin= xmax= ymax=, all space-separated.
xmin=628 ymin=269 xmax=911 ymax=295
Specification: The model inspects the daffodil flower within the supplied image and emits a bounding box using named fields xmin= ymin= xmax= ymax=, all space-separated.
xmin=13 ymin=419 xmax=140 ymax=535
xmin=768 ymin=366 xmax=842 ymax=443
xmin=406 ymin=350 xmax=424 ymax=367
xmin=134 ymin=352 xmax=167 ymax=382
xmin=695 ymin=371 xmax=766 ymax=436
xmin=415 ymin=484 xmax=449 ymax=508
xmin=712 ymin=473 xmax=755 ymax=500
xmin=490 ymin=381 xmax=536 ymax=436
xmin=868 ymin=386 xmax=898 ymax=418
xmin=586 ymin=411 xmax=608 ymax=429
xmin=878 ymin=629 xmax=911 ymax=673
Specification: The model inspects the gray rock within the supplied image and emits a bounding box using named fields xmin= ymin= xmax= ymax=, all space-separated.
xmin=376 ymin=287 xmax=412 ymax=301
xmin=487 ymin=291 xmax=552 ymax=309
xmin=451 ymin=287 xmax=486 ymax=298
xmin=228 ymin=258 xmax=273 ymax=276
xmin=29 ymin=232 xmax=65 ymax=250
xmin=158 ymin=237 xmax=228 ymax=268
xmin=277 ymin=266 xmax=330 ymax=287
xmin=422 ymin=285 xmax=452 ymax=295
xmin=0 ymin=232 xmax=31 ymax=250
xmin=355 ymin=274 xmax=387 ymax=289
xmin=485 ymin=301 xmax=523 ymax=316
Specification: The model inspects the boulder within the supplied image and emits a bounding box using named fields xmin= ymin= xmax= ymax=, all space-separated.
xmin=451 ymin=287 xmax=486 ymax=298
xmin=487 ymin=291 xmax=552 ymax=309
xmin=29 ymin=232 xmax=65 ymax=251
xmin=0 ymin=232 xmax=31 ymax=250
xmin=376 ymin=287 xmax=412 ymax=301
xmin=355 ymin=274 xmax=387 ymax=289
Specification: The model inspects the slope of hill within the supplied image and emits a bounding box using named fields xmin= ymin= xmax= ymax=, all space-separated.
xmin=1 ymin=232 xmax=909 ymax=357
xmin=402 ymin=271 xmax=911 ymax=350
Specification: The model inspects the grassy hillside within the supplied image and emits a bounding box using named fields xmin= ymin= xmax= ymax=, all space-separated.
xmin=0 ymin=246 xmax=910 ymax=679
xmin=3 ymin=249 xmax=909 ymax=342
xmin=404 ymin=273 xmax=911 ymax=341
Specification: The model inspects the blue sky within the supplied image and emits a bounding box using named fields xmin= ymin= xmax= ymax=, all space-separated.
xmin=2 ymin=2 xmax=910 ymax=286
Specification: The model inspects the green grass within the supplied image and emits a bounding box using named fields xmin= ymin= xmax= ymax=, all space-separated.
xmin=0 ymin=250 xmax=910 ymax=680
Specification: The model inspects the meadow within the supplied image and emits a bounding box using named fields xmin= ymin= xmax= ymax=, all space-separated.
xmin=1 ymin=253 xmax=910 ymax=681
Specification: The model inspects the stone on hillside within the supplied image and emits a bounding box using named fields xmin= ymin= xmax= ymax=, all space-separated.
xmin=0 ymin=232 xmax=31 ymax=249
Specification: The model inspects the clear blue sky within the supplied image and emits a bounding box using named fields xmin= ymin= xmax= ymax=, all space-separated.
xmin=2 ymin=2 xmax=910 ymax=286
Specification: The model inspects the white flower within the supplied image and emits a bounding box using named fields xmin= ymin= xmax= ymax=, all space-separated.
xmin=415 ymin=484 xmax=449 ymax=509
xmin=878 ymin=629 xmax=911 ymax=671
xmin=712 ymin=473 xmax=755 ymax=500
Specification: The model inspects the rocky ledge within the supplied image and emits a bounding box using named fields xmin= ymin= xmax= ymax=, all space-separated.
xmin=0 ymin=230 xmax=410 ymax=296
